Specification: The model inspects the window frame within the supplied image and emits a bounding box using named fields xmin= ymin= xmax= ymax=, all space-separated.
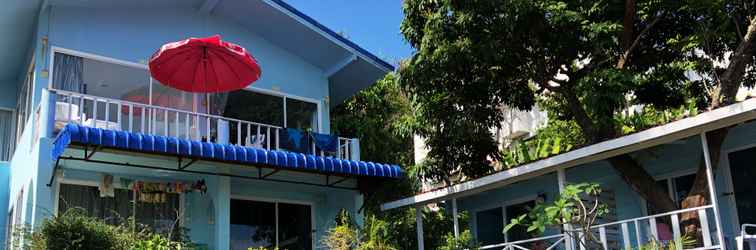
xmin=471 ymin=195 xmax=538 ymax=244
xmin=230 ymin=195 xmax=316 ymax=250
xmin=49 ymin=46 xmax=324 ymax=133
xmin=53 ymin=177 xmax=185 ymax=230
xmin=244 ymin=87 xmax=323 ymax=132
xmin=642 ymin=169 xmax=698 ymax=216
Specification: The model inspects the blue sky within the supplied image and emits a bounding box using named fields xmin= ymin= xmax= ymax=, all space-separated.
xmin=283 ymin=0 xmax=415 ymax=65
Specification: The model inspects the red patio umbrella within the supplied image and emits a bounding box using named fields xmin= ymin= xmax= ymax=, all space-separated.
xmin=149 ymin=35 xmax=261 ymax=93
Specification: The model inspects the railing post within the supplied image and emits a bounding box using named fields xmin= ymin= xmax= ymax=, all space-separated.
xmin=700 ymin=133 xmax=726 ymax=249
xmin=416 ymin=206 xmax=424 ymax=250
xmin=350 ymin=139 xmax=360 ymax=161
xmin=217 ymin=119 xmax=229 ymax=144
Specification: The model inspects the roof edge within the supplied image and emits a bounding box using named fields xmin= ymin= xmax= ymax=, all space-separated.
xmin=263 ymin=0 xmax=395 ymax=72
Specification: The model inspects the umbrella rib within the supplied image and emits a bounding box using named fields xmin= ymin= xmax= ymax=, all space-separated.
xmin=209 ymin=48 xmax=244 ymax=85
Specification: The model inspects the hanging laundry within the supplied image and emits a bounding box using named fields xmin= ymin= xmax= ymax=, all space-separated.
xmin=98 ymin=174 xmax=115 ymax=198
xmin=311 ymin=132 xmax=339 ymax=152
xmin=280 ymin=128 xmax=312 ymax=154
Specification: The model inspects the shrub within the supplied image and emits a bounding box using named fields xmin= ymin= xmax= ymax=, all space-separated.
xmin=26 ymin=208 xmax=191 ymax=250
xmin=437 ymin=230 xmax=478 ymax=250
xmin=27 ymin=208 xmax=135 ymax=250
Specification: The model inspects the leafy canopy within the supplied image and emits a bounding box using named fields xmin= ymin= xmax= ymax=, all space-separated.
xmin=399 ymin=0 xmax=756 ymax=184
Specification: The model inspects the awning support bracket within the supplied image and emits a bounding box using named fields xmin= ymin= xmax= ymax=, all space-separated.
xmin=177 ymin=157 xmax=197 ymax=170
xmin=262 ymin=169 xmax=280 ymax=179
xmin=84 ymin=145 xmax=101 ymax=160
xmin=46 ymin=158 xmax=61 ymax=187
xmin=328 ymin=177 xmax=349 ymax=187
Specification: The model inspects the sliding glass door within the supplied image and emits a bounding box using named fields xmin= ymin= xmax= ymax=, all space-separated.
xmin=230 ymin=199 xmax=312 ymax=250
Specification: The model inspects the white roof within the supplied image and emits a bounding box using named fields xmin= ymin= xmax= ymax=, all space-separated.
xmin=381 ymin=98 xmax=756 ymax=211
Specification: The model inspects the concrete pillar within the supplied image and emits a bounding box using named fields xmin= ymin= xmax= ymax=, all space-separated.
xmin=213 ymin=176 xmax=230 ymax=249
xmin=39 ymin=88 xmax=55 ymax=138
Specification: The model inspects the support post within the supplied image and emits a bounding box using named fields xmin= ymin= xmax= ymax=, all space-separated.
xmin=557 ymin=168 xmax=573 ymax=250
xmin=416 ymin=206 xmax=424 ymax=250
xmin=39 ymin=88 xmax=56 ymax=138
xmin=452 ymin=198 xmax=459 ymax=238
xmin=700 ymin=133 xmax=726 ymax=249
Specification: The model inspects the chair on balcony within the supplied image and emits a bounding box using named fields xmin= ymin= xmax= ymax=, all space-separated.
xmin=55 ymin=101 xmax=85 ymax=131
xmin=738 ymin=224 xmax=756 ymax=250
xmin=244 ymin=134 xmax=266 ymax=149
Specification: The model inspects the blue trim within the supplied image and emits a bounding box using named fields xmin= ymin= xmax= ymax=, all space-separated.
xmin=267 ymin=0 xmax=395 ymax=71
xmin=52 ymin=124 xmax=402 ymax=179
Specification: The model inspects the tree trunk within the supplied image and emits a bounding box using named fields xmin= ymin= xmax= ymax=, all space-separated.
xmin=608 ymin=155 xmax=677 ymax=212
xmin=680 ymin=15 xmax=756 ymax=240
xmin=680 ymin=127 xmax=730 ymax=237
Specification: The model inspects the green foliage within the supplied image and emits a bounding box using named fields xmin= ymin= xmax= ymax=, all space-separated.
xmin=23 ymin=208 xmax=191 ymax=250
xmin=632 ymin=235 xmax=696 ymax=250
xmin=331 ymin=73 xmax=418 ymax=213
xmin=505 ymin=183 xmax=608 ymax=247
xmin=399 ymin=0 xmax=756 ymax=185
xmin=437 ymin=230 xmax=478 ymax=250
xmin=501 ymin=134 xmax=573 ymax=168
xmin=616 ymin=102 xmax=699 ymax=135
xmin=321 ymin=210 xmax=397 ymax=250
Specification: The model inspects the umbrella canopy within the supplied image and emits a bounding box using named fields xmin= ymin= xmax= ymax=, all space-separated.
xmin=149 ymin=35 xmax=261 ymax=93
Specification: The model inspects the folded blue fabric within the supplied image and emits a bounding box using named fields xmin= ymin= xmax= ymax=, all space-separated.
xmin=281 ymin=128 xmax=311 ymax=154
xmin=311 ymin=132 xmax=338 ymax=152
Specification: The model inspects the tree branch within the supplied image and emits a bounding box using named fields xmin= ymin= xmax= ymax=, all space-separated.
xmin=616 ymin=12 xmax=663 ymax=69
xmin=712 ymin=16 xmax=756 ymax=107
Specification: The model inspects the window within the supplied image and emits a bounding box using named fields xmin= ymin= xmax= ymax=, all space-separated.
xmin=475 ymin=199 xmax=537 ymax=246
xmin=230 ymin=199 xmax=312 ymax=250
xmin=222 ymin=90 xmax=318 ymax=130
xmin=476 ymin=207 xmax=504 ymax=246
xmin=646 ymin=173 xmax=696 ymax=215
xmin=15 ymin=67 xmax=33 ymax=146
xmin=505 ymin=200 xmax=536 ymax=242
xmin=0 ymin=110 xmax=14 ymax=160
xmin=7 ymin=189 xmax=24 ymax=249
xmin=57 ymin=184 xmax=180 ymax=236
xmin=222 ymin=90 xmax=320 ymax=146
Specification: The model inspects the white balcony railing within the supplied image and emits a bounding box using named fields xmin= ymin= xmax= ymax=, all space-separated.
xmin=48 ymin=89 xmax=358 ymax=160
xmin=479 ymin=205 xmax=721 ymax=250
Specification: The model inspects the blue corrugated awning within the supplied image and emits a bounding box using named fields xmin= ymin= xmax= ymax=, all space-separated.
xmin=52 ymin=124 xmax=403 ymax=179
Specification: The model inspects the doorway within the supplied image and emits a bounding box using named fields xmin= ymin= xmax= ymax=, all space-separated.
xmin=727 ymin=147 xmax=756 ymax=239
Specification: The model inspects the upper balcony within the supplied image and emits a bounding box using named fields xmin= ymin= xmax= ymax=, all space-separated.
xmin=44 ymin=50 xmax=359 ymax=161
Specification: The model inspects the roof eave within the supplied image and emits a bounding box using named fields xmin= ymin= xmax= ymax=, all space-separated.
xmin=381 ymin=98 xmax=756 ymax=211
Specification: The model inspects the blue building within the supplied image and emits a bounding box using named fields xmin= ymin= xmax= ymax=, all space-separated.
xmin=384 ymin=99 xmax=756 ymax=250
xmin=0 ymin=1 xmax=401 ymax=249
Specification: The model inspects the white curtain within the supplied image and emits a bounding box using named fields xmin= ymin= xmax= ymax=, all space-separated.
xmin=52 ymin=53 xmax=85 ymax=93
xmin=0 ymin=110 xmax=13 ymax=161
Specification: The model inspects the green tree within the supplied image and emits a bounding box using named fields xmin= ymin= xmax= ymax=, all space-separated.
xmin=399 ymin=0 xmax=756 ymax=236
xmin=331 ymin=73 xmax=456 ymax=249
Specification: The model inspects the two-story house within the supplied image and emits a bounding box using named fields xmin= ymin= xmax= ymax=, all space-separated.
xmin=0 ymin=1 xmax=402 ymax=249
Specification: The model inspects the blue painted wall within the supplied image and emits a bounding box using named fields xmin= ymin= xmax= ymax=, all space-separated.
xmin=0 ymin=162 xmax=10 ymax=246
xmin=50 ymin=158 xmax=361 ymax=249
xmin=459 ymin=120 xmax=756 ymax=248
xmin=32 ymin=4 xmax=333 ymax=132
xmin=0 ymin=81 xmax=17 ymax=109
